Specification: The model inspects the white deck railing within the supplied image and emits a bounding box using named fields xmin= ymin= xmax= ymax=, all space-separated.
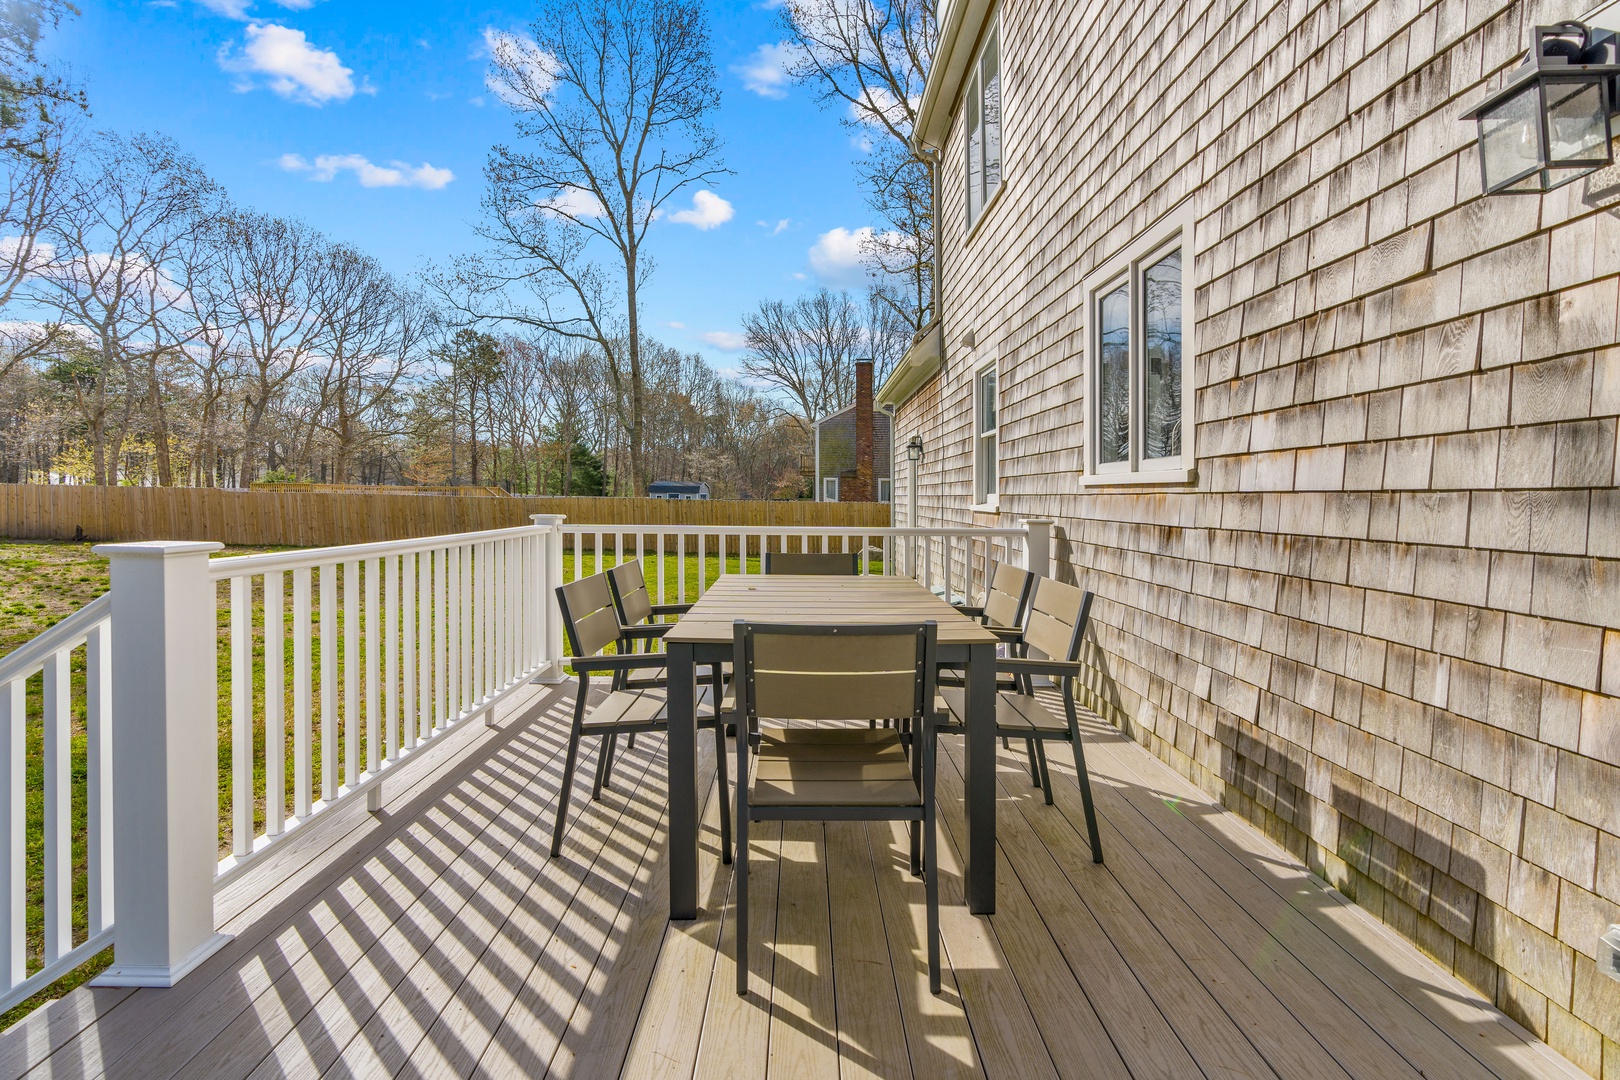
xmin=0 ymin=511 xmax=1046 ymax=1010
xmin=0 ymin=595 xmax=113 ymax=1012
xmin=558 ymin=522 xmax=1051 ymax=607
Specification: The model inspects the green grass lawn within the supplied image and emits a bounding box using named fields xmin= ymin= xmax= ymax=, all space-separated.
xmin=0 ymin=537 xmax=884 ymax=1028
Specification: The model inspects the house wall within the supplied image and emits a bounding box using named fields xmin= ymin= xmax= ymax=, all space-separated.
xmin=898 ymin=0 xmax=1620 ymax=1071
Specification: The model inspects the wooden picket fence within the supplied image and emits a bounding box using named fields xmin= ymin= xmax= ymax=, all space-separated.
xmin=0 ymin=484 xmax=890 ymax=547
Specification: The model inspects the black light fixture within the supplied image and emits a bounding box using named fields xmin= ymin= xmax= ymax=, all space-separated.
xmin=905 ymin=435 xmax=924 ymax=463
xmin=1464 ymin=22 xmax=1620 ymax=194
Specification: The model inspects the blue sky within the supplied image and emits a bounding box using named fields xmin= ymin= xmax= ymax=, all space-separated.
xmin=43 ymin=0 xmax=882 ymax=365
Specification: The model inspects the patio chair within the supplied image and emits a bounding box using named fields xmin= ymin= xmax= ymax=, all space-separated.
xmin=731 ymin=620 xmax=942 ymax=995
xmin=762 ymin=551 xmax=859 ymax=575
xmin=939 ymin=561 xmax=1035 ymax=691
xmin=552 ymin=572 xmax=732 ymax=863
xmin=606 ymin=559 xmax=693 ymax=691
xmin=938 ymin=576 xmax=1104 ymax=862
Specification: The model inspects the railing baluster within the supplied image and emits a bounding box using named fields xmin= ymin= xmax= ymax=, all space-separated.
xmin=345 ymin=560 xmax=361 ymax=789
xmin=231 ymin=575 xmax=253 ymax=857
xmin=435 ymin=548 xmax=447 ymax=734
xmin=265 ymin=570 xmax=285 ymax=837
xmin=42 ymin=647 xmax=71 ymax=961
xmin=677 ymin=533 xmax=686 ymax=603
xmin=697 ymin=531 xmax=706 ymax=596
xmin=0 ymin=678 xmax=22 ymax=985
xmin=656 ymin=532 xmax=665 ymax=606
xmin=446 ymin=546 xmax=460 ymax=723
xmin=402 ymin=554 xmax=417 ymax=751
xmin=385 ymin=555 xmax=399 ymax=763
xmin=320 ymin=564 xmax=336 ymax=803
xmin=479 ymin=542 xmax=491 ymax=701
xmin=86 ymin=621 xmax=112 ymax=934
xmin=461 ymin=544 xmax=474 ymax=711
xmin=294 ymin=567 xmax=312 ymax=817
xmin=418 ymin=549 xmax=432 ymax=745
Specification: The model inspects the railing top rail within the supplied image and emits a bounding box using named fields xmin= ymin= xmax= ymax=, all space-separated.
xmin=558 ymin=524 xmax=1030 ymax=538
xmin=208 ymin=521 xmax=551 ymax=579
xmin=0 ymin=592 xmax=110 ymax=686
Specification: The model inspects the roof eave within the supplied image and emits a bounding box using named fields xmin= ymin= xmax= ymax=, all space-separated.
xmin=914 ymin=0 xmax=995 ymax=151
xmin=877 ymin=319 xmax=944 ymax=410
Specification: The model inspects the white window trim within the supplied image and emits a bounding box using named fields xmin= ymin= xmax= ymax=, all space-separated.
xmin=1079 ymin=201 xmax=1197 ymax=486
xmin=972 ymin=360 xmax=1000 ymax=512
xmin=822 ymin=476 xmax=839 ymax=502
xmin=962 ymin=13 xmax=1003 ymax=237
xmin=878 ymin=477 xmax=893 ymax=502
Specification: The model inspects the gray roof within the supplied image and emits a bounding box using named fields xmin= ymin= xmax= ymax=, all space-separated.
xmin=815 ymin=406 xmax=892 ymax=481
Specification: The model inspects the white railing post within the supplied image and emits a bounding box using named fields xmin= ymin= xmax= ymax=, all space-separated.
xmin=532 ymin=514 xmax=568 ymax=683
xmin=93 ymin=541 xmax=231 ymax=988
xmin=1024 ymin=518 xmax=1053 ymax=579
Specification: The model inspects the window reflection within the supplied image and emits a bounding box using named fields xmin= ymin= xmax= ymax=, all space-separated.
xmin=1143 ymin=250 xmax=1181 ymax=460
xmin=1098 ymin=283 xmax=1130 ymax=465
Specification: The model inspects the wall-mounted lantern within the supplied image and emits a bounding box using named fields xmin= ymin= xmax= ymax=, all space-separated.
xmin=1463 ymin=21 xmax=1620 ymax=194
xmin=905 ymin=435 xmax=924 ymax=463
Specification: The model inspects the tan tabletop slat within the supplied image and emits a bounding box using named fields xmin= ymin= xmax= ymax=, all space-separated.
xmin=664 ymin=575 xmax=1000 ymax=646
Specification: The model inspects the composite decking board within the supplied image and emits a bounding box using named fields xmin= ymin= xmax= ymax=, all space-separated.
xmin=1068 ymin=711 xmax=1583 ymax=1080
xmin=557 ymin=731 xmax=729 ymax=1075
xmin=1 ymin=682 xmax=1588 ymax=1080
xmin=862 ymin=819 xmax=983 ymax=1079
xmin=23 ymin=689 xmax=570 ymax=1080
xmin=182 ymin=719 xmax=577 ymax=1080
xmin=822 ymin=820 xmax=915 ymax=1080
xmin=764 ymin=820 xmax=841 ymax=1079
xmin=930 ymin=739 xmax=1199 ymax=1080
xmin=330 ymin=725 xmax=670 ymax=1078
xmin=691 ymin=821 xmax=783 ymax=1080
xmin=1015 ymin=737 xmax=1422 ymax=1080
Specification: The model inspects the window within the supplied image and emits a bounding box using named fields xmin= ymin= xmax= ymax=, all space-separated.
xmin=974 ymin=364 xmax=999 ymax=506
xmin=1082 ymin=206 xmax=1195 ymax=484
xmin=822 ymin=477 xmax=839 ymax=501
xmin=878 ymin=478 xmax=892 ymax=502
xmin=964 ymin=18 xmax=1002 ymax=231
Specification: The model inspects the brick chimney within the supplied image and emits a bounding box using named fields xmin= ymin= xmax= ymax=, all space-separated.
xmin=849 ymin=359 xmax=874 ymax=502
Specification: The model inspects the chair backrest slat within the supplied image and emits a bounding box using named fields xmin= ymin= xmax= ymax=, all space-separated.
xmin=981 ymin=562 xmax=1033 ymax=629
xmin=738 ymin=623 xmax=934 ymax=722
xmin=763 ymin=551 xmax=859 ymax=576
xmin=557 ymin=572 xmax=621 ymax=656
xmin=1023 ymin=577 xmax=1094 ymax=662
xmin=608 ymin=561 xmax=654 ymax=625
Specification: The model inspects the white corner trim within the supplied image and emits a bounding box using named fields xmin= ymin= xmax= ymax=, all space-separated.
xmin=94 ymin=932 xmax=233 ymax=988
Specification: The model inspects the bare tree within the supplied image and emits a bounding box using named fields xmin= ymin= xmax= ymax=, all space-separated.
xmin=739 ymin=287 xmax=897 ymax=431
xmin=0 ymin=0 xmax=85 ymax=159
xmin=780 ymin=0 xmax=937 ymax=330
xmin=447 ymin=0 xmax=726 ymax=494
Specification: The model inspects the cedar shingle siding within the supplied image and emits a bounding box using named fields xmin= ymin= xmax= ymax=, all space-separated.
xmin=898 ymin=0 xmax=1620 ymax=1070
xmin=817 ymin=406 xmax=892 ymax=492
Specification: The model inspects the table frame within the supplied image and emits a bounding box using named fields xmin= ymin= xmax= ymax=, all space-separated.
xmin=662 ymin=576 xmax=999 ymax=919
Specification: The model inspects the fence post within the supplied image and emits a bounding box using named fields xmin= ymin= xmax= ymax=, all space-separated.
xmin=531 ymin=514 xmax=569 ymax=683
xmin=92 ymin=540 xmax=231 ymax=987
xmin=1024 ymin=518 xmax=1053 ymax=579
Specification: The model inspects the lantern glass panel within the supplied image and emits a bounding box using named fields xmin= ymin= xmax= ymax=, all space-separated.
xmin=1545 ymin=78 xmax=1610 ymax=164
xmin=1479 ymin=82 xmax=1545 ymax=191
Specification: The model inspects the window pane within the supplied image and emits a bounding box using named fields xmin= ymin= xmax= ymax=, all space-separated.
xmin=1143 ymin=249 xmax=1182 ymax=460
xmin=978 ymin=368 xmax=997 ymax=433
xmin=1097 ymin=283 xmax=1130 ymax=465
xmin=979 ymin=433 xmax=997 ymax=497
xmin=966 ymin=72 xmax=982 ymax=227
xmin=981 ymin=29 xmax=1001 ymax=201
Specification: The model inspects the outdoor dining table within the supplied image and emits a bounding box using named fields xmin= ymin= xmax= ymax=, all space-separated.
xmin=661 ymin=573 xmax=1003 ymax=919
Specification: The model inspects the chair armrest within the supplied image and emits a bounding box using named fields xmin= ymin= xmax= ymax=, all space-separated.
xmin=650 ymin=603 xmax=693 ymax=615
xmin=987 ymin=625 xmax=1025 ymax=641
xmin=996 ymin=657 xmax=1085 ymax=676
xmin=619 ymin=624 xmax=670 ymax=639
xmin=955 ymin=605 xmax=987 ymax=618
xmin=569 ymin=654 xmax=671 ymax=673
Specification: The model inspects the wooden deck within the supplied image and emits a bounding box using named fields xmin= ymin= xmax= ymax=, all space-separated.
xmin=0 ymin=680 xmax=1587 ymax=1079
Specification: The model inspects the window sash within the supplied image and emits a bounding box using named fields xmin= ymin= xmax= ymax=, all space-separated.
xmin=1089 ymin=235 xmax=1189 ymax=476
xmin=964 ymin=18 xmax=1001 ymax=230
xmin=976 ymin=366 xmax=998 ymax=501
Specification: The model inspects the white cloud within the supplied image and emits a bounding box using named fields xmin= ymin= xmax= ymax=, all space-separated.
xmin=280 ymin=153 xmax=454 ymax=190
xmin=197 ymin=0 xmax=252 ymax=17
xmin=537 ymin=185 xmax=607 ymax=219
xmin=735 ymin=42 xmax=794 ymax=99
xmin=666 ymin=320 xmax=686 ymax=330
xmin=701 ymin=330 xmax=746 ymax=351
xmin=483 ymin=27 xmax=556 ymax=106
xmin=667 ymin=190 xmax=733 ymax=230
xmin=756 ymin=218 xmax=790 ymax=235
xmin=808 ymin=226 xmax=874 ymax=285
xmin=220 ymin=23 xmax=359 ymax=105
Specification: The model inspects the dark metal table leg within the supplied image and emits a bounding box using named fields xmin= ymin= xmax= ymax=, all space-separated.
xmin=666 ymin=640 xmax=698 ymax=920
xmin=964 ymin=640 xmax=996 ymax=914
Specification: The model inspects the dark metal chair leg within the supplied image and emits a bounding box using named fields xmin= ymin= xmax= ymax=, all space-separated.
xmin=551 ymin=691 xmax=589 ymax=858
xmin=734 ymin=738 xmax=750 ymax=996
xmin=924 ymin=724 xmax=940 ymax=995
xmin=1034 ymin=738 xmax=1054 ymax=805
xmin=714 ymin=719 xmax=733 ymax=864
xmin=1064 ymin=694 xmax=1103 ymax=863
xmin=1025 ymin=738 xmax=1040 ymax=785
xmin=592 ymin=732 xmax=616 ymax=798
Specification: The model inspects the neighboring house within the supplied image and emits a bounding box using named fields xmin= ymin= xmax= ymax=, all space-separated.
xmin=815 ymin=359 xmax=894 ymax=502
xmin=881 ymin=0 xmax=1620 ymax=1069
xmin=647 ymin=480 xmax=709 ymax=500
